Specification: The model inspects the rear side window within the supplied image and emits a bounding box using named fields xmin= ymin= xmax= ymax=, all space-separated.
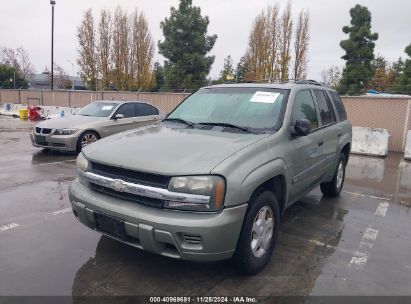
xmin=292 ymin=90 xmax=319 ymax=130
xmin=314 ymin=90 xmax=336 ymax=126
xmin=135 ymin=103 xmax=159 ymax=116
xmin=328 ymin=91 xmax=347 ymax=121
xmin=115 ymin=103 xmax=135 ymax=118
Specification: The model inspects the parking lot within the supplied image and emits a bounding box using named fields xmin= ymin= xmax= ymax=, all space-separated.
xmin=1 ymin=114 xmax=411 ymax=297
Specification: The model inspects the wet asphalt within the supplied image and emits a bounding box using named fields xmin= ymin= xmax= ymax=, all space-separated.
xmin=0 ymin=115 xmax=411 ymax=297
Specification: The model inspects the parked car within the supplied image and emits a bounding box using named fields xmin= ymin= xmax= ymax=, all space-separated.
xmin=30 ymin=100 xmax=165 ymax=152
xmin=69 ymin=81 xmax=352 ymax=274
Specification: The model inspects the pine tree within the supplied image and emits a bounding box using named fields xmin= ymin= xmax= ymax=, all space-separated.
xmin=158 ymin=0 xmax=217 ymax=92
xmin=339 ymin=5 xmax=378 ymax=95
xmin=393 ymin=44 xmax=411 ymax=95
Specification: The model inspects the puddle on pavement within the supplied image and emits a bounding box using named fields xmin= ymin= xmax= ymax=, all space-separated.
xmin=31 ymin=149 xmax=77 ymax=165
xmin=346 ymin=153 xmax=411 ymax=204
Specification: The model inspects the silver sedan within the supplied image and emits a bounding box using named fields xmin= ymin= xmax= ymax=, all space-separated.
xmin=30 ymin=100 xmax=165 ymax=152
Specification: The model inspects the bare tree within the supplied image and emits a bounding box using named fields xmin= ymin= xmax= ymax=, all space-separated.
xmin=0 ymin=46 xmax=35 ymax=78
xmin=293 ymin=10 xmax=310 ymax=80
xmin=77 ymin=8 xmax=97 ymax=90
xmin=97 ymin=9 xmax=112 ymax=90
xmin=320 ymin=66 xmax=341 ymax=88
xmin=244 ymin=4 xmax=280 ymax=82
xmin=278 ymin=1 xmax=293 ymax=81
xmin=243 ymin=2 xmax=300 ymax=82
xmin=266 ymin=4 xmax=281 ymax=80
xmin=130 ymin=10 xmax=155 ymax=90
xmin=111 ymin=7 xmax=130 ymax=91
xmin=53 ymin=64 xmax=72 ymax=89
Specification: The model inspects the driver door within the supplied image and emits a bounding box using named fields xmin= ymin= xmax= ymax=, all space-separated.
xmin=286 ymin=90 xmax=324 ymax=201
xmin=105 ymin=103 xmax=138 ymax=136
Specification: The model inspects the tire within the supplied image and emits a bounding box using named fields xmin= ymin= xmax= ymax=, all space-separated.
xmin=76 ymin=130 xmax=100 ymax=152
xmin=320 ymin=153 xmax=346 ymax=197
xmin=233 ymin=191 xmax=280 ymax=274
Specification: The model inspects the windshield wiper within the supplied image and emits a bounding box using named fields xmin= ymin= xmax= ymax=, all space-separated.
xmin=198 ymin=122 xmax=255 ymax=134
xmin=163 ymin=118 xmax=195 ymax=127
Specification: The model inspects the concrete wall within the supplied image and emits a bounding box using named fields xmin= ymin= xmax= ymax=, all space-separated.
xmin=341 ymin=96 xmax=411 ymax=152
xmin=1 ymin=89 xmax=411 ymax=152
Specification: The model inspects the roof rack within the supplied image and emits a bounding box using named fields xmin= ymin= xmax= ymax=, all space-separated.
xmin=294 ymin=79 xmax=323 ymax=86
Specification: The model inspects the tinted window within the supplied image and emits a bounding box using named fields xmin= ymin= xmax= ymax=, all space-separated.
xmin=329 ymin=91 xmax=347 ymax=121
xmin=115 ymin=103 xmax=135 ymax=118
xmin=314 ymin=90 xmax=336 ymax=126
xmin=292 ymin=90 xmax=319 ymax=130
xmin=135 ymin=103 xmax=159 ymax=116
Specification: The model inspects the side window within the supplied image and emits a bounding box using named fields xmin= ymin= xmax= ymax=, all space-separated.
xmin=115 ymin=103 xmax=135 ymax=118
xmin=314 ymin=90 xmax=336 ymax=126
xmin=135 ymin=103 xmax=159 ymax=116
xmin=292 ymin=90 xmax=319 ymax=130
xmin=329 ymin=91 xmax=347 ymax=121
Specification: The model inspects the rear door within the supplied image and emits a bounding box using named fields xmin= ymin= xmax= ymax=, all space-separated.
xmin=132 ymin=103 xmax=163 ymax=128
xmin=287 ymin=89 xmax=324 ymax=201
xmin=312 ymin=89 xmax=339 ymax=179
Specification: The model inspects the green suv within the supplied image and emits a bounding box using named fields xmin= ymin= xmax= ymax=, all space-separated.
xmin=69 ymin=81 xmax=352 ymax=274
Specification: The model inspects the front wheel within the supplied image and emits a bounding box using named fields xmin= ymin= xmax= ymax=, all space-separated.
xmin=76 ymin=131 xmax=100 ymax=152
xmin=233 ymin=191 xmax=280 ymax=274
xmin=320 ymin=153 xmax=346 ymax=197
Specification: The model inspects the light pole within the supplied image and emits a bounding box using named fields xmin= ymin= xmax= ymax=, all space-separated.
xmin=67 ymin=60 xmax=75 ymax=90
xmin=50 ymin=0 xmax=56 ymax=90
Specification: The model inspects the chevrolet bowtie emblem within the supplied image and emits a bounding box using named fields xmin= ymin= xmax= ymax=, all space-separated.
xmin=109 ymin=179 xmax=127 ymax=192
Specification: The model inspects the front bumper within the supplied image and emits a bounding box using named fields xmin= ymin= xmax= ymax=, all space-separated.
xmin=30 ymin=130 xmax=79 ymax=151
xmin=68 ymin=179 xmax=248 ymax=261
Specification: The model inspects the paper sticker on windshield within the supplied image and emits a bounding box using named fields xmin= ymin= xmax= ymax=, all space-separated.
xmin=250 ymin=91 xmax=280 ymax=104
xmin=102 ymin=105 xmax=114 ymax=111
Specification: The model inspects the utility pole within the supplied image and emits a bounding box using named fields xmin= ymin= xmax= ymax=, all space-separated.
xmin=50 ymin=0 xmax=56 ymax=90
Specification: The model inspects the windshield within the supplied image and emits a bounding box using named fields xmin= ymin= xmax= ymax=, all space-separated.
xmin=167 ymin=87 xmax=288 ymax=131
xmin=77 ymin=102 xmax=118 ymax=117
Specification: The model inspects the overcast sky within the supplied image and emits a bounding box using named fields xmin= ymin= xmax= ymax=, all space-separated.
xmin=1 ymin=0 xmax=410 ymax=81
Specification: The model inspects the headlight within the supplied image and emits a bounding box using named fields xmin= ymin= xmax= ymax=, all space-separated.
xmin=53 ymin=128 xmax=78 ymax=136
xmin=165 ymin=176 xmax=226 ymax=211
xmin=76 ymin=152 xmax=89 ymax=172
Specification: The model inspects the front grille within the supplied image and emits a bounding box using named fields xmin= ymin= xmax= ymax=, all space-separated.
xmin=35 ymin=127 xmax=52 ymax=134
xmin=90 ymin=162 xmax=171 ymax=189
xmin=42 ymin=128 xmax=52 ymax=134
xmin=90 ymin=182 xmax=164 ymax=208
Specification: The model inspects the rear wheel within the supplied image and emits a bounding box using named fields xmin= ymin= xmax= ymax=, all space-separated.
xmin=76 ymin=131 xmax=100 ymax=152
xmin=233 ymin=191 xmax=280 ymax=274
xmin=320 ymin=153 xmax=346 ymax=197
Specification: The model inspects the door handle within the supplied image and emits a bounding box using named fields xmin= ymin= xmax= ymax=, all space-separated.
xmin=318 ymin=140 xmax=324 ymax=147
xmin=337 ymin=133 xmax=342 ymax=138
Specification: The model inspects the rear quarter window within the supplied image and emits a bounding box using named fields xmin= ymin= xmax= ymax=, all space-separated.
xmin=328 ymin=91 xmax=347 ymax=121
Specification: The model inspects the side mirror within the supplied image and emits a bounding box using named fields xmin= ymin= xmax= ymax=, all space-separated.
xmin=290 ymin=119 xmax=311 ymax=137
xmin=114 ymin=114 xmax=124 ymax=120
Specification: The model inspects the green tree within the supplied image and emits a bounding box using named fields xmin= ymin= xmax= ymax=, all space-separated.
xmin=339 ymin=5 xmax=378 ymax=95
xmin=158 ymin=0 xmax=217 ymax=92
xmin=393 ymin=44 xmax=411 ymax=95
xmin=235 ymin=56 xmax=248 ymax=83
xmin=152 ymin=62 xmax=165 ymax=92
xmin=217 ymin=55 xmax=235 ymax=83
xmin=0 ymin=64 xmax=27 ymax=89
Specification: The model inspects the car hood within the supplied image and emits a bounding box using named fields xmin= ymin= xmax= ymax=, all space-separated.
xmin=83 ymin=124 xmax=270 ymax=175
xmin=36 ymin=115 xmax=106 ymax=129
